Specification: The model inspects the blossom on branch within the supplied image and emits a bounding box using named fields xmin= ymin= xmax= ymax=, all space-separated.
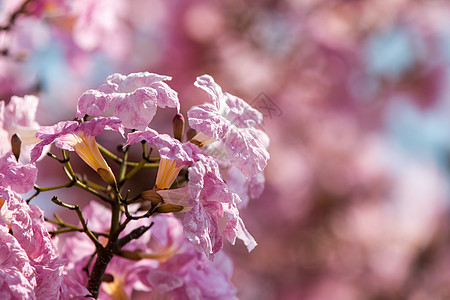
xmin=188 ymin=74 xmax=269 ymax=179
xmin=183 ymin=155 xmax=257 ymax=257
xmin=31 ymin=117 xmax=124 ymax=186
xmin=126 ymin=129 xmax=257 ymax=259
xmin=60 ymin=201 xmax=156 ymax=299
xmin=77 ymin=72 xmax=180 ymax=130
xmin=60 ymin=200 xmax=237 ymax=299
xmin=126 ymin=128 xmax=197 ymax=190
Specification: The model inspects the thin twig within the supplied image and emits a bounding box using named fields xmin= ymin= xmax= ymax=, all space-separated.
xmin=45 ymin=217 xmax=109 ymax=238
xmin=117 ymin=223 xmax=153 ymax=249
xmin=98 ymin=143 xmax=160 ymax=166
xmin=27 ymin=181 xmax=75 ymax=203
xmin=51 ymin=196 xmax=103 ymax=249
xmin=46 ymin=152 xmax=69 ymax=163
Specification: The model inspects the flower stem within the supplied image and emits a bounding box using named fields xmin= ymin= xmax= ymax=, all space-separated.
xmin=45 ymin=216 xmax=109 ymax=238
xmin=98 ymin=143 xmax=160 ymax=167
xmin=51 ymin=196 xmax=103 ymax=249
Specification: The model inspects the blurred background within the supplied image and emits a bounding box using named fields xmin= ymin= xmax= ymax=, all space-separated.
xmin=3 ymin=0 xmax=450 ymax=299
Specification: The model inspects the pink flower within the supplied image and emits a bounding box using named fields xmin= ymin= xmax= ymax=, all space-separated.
xmin=31 ymin=117 xmax=124 ymax=185
xmin=126 ymin=129 xmax=198 ymax=190
xmin=183 ymin=156 xmax=257 ymax=258
xmin=77 ymin=72 xmax=180 ymax=130
xmin=126 ymin=130 xmax=256 ymax=258
xmin=0 ymin=95 xmax=44 ymax=163
xmin=126 ymin=128 xmax=196 ymax=167
xmin=0 ymin=152 xmax=37 ymax=194
xmin=188 ymin=74 xmax=269 ymax=178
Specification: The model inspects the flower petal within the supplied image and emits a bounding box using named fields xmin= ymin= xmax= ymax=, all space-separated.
xmin=223 ymin=203 xmax=257 ymax=252
xmin=193 ymin=74 xmax=223 ymax=110
xmin=222 ymin=126 xmax=269 ymax=178
xmin=183 ymin=203 xmax=223 ymax=259
xmin=125 ymin=129 xmax=197 ymax=166
xmin=31 ymin=117 xmax=124 ymax=163
xmin=189 ymin=74 xmax=269 ymax=178
xmin=113 ymin=89 xmax=158 ymax=131
xmin=0 ymin=153 xmax=37 ymax=194
xmin=77 ymin=72 xmax=179 ymax=130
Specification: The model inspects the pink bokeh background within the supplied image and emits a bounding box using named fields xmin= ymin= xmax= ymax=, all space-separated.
xmin=3 ymin=0 xmax=450 ymax=299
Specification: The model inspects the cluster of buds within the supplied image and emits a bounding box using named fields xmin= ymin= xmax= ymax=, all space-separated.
xmin=0 ymin=72 xmax=269 ymax=299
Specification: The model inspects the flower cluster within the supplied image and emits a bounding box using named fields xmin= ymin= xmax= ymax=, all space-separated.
xmin=0 ymin=72 xmax=269 ymax=299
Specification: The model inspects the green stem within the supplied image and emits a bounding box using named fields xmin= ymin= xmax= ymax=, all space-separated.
xmin=51 ymin=197 xmax=103 ymax=249
xmin=25 ymin=189 xmax=39 ymax=203
xmin=27 ymin=181 xmax=75 ymax=203
xmin=98 ymin=143 xmax=160 ymax=166
xmin=46 ymin=217 xmax=109 ymax=238
xmin=118 ymin=159 xmax=147 ymax=186
xmin=118 ymin=148 xmax=128 ymax=185
xmin=74 ymin=180 xmax=113 ymax=203
xmin=46 ymin=152 xmax=69 ymax=163
xmin=98 ymin=143 xmax=122 ymax=164
xmin=62 ymin=150 xmax=75 ymax=178
xmin=35 ymin=182 xmax=75 ymax=192
xmin=81 ymin=176 xmax=110 ymax=193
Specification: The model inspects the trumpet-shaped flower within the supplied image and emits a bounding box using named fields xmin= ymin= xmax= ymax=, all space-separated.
xmin=188 ymin=74 xmax=269 ymax=179
xmin=184 ymin=156 xmax=257 ymax=258
xmin=77 ymin=72 xmax=180 ymax=130
xmin=31 ymin=117 xmax=124 ymax=186
xmin=155 ymin=155 xmax=258 ymax=258
xmin=126 ymin=128 xmax=198 ymax=190
xmin=0 ymin=95 xmax=43 ymax=163
xmin=126 ymin=129 xmax=256 ymax=258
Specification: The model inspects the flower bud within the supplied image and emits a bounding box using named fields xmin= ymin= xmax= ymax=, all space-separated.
xmin=173 ymin=113 xmax=185 ymax=141
xmin=11 ymin=134 xmax=21 ymax=161
xmin=139 ymin=190 xmax=163 ymax=207
xmin=155 ymin=203 xmax=184 ymax=213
